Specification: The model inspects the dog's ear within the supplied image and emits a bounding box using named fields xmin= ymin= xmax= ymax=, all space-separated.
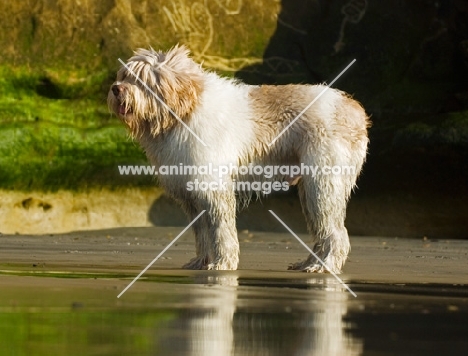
xmin=155 ymin=45 xmax=204 ymax=120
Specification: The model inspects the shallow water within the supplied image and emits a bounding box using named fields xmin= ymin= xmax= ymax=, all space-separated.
xmin=1 ymin=272 xmax=467 ymax=356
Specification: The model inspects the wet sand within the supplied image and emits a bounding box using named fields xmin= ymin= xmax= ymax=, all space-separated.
xmin=1 ymin=227 xmax=467 ymax=284
xmin=3 ymin=179 xmax=465 ymax=353
xmin=1 ymin=228 xmax=468 ymax=355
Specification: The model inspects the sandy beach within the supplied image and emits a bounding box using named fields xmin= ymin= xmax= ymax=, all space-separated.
xmin=1 ymin=227 xmax=468 ymax=285
xmin=2 ymin=228 xmax=468 ymax=355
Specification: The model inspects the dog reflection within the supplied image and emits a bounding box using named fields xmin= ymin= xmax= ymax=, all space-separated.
xmin=158 ymin=276 xmax=362 ymax=355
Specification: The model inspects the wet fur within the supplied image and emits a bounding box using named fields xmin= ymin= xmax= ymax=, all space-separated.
xmin=108 ymin=45 xmax=370 ymax=273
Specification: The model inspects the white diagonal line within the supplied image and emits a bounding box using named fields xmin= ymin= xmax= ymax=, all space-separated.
xmin=268 ymin=59 xmax=356 ymax=147
xmin=117 ymin=58 xmax=208 ymax=147
xmin=268 ymin=210 xmax=357 ymax=298
xmin=117 ymin=210 xmax=206 ymax=298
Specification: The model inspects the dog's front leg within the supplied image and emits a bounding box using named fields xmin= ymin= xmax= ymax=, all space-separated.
xmin=179 ymin=199 xmax=211 ymax=270
xmin=179 ymin=191 xmax=239 ymax=270
xmin=205 ymin=191 xmax=240 ymax=271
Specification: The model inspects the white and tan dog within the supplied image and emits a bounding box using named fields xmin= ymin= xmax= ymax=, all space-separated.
xmin=108 ymin=45 xmax=370 ymax=273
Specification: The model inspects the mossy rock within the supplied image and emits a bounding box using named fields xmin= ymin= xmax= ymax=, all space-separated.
xmin=1 ymin=0 xmax=467 ymax=191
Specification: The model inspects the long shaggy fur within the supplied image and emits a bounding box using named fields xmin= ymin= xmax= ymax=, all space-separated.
xmin=108 ymin=45 xmax=370 ymax=273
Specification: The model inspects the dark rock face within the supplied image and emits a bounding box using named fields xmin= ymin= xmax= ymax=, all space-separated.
xmin=237 ymin=0 xmax=468 ymax=115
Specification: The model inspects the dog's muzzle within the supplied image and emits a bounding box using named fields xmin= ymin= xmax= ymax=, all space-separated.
xmin=111 ymin=84 xmax=131 ymax=116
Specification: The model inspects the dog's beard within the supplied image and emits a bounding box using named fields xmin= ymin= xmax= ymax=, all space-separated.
xmin=108 ymin=82 xmax=135 ymax=118
xmin=108 ymin=83 xmax=178 ymax=139
xmin=108 ymin=85 xmax=149 ymax=138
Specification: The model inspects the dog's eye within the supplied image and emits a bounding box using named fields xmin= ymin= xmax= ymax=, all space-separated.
xmin=117 ymin=69 xmax=130 ymax=82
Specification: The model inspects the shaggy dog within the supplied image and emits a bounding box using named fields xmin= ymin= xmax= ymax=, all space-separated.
xmin=108 ymin=45 xmax=370 ymax=273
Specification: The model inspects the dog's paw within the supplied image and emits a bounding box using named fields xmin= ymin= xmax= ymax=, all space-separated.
xmin=206 ymin=257 xmax=238 ymax=271
xmin=288 ymin=257 xmax=342 ymax=274
xmin=288 ymin=260 xmax=323 ymax=273
xmin=182 ymin=256 xmax=209 ymax=270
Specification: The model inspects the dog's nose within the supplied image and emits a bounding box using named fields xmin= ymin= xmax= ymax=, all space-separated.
xmin=112 ymin=85 xmax=123 ymax=96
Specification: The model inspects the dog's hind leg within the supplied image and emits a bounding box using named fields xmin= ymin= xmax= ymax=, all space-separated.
xmin=289 ymin=165 xmax=351 ymax=274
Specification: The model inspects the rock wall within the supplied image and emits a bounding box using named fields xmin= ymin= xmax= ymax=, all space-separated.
xmin=1 ymin=0 xmax=467 ymax=237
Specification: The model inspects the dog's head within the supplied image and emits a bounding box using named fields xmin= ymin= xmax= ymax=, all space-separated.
xmin=108 ymin=45 xmax=204 ymax=137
